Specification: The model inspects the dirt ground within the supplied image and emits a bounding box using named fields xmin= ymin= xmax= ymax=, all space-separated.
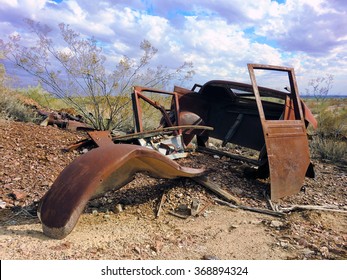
xmin=0 ymin=119 xmax=346 ymax=260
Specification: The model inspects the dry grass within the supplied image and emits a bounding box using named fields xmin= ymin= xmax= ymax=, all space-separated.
xmin=307 ymin=98 xmax=347 ymax=164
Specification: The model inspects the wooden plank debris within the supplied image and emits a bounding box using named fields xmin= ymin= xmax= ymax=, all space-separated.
xmin=192 ymin=176 xmax=241 ymax=205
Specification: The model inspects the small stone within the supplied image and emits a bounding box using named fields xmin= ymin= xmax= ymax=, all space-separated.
xmin=202 ymin=255 xmax=220 ymax=260
xmin=231 ymin=187 xmax=243 ymax=195
xmin=213 ymin=155 xmax=220 ymax=159
xmin=81 ymin=148 xmax=89 ymax=154
xmin=103 ymin=214 xmax=110 ymax=219
xmin=134 ymin=247 xmax=141 ymax=254
xmin=92 ymin=210 xmax=98 ymax=215
xmin=302 ymin=248 xmax=315 ymax=256
xmin=114 ymin=204 xmax=123 ymax=214
xmin=270 ymin=220 xmax=284 ymax=228
xmin=297 ymin=238 xmax=309 ymax=247
xmin=280 ymin=241 xmax=289 ymax=248
xmin=0 ymin=200 xmax=6 ymax=209
xmin=191 ymin=199 xmax=200 ymax=216
xmin=320 ymin=246 xmax=329 ymax=258
xmin=229 ymin=225 xmax=239 ymax=231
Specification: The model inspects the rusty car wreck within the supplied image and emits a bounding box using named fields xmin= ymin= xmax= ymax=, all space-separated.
xmin=38 ymin=64 xmax=317 ymax=239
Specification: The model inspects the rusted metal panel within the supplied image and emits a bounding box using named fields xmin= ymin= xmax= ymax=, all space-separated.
xmin=87 ymin=130 xmax=113 ymax=147
xmin=38 ymin=144 xmax=204 ymax=239
xmin=247 ymin=64 xmax=311 ymax=200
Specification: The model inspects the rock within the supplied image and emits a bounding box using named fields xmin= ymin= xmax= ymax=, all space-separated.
xmin=319 ymin=246 xmax=329 ymax=258
xmin=228 ymin=225 xmax=239 ymax=231
xmin=231 ymin=187 xmax=243 ymax=195
xmin=213 ymin=155 xmax=220 ymax=159
xmin=133 ymin=247 xmax=141 ymax=254
xmin=114 ymin=204 xmax=123 ymax=214
xmin=202 ymin=255 xmax=220 ymax=260
xmin=151 ymin=241 xmax=163 ymax=253
xmin=280 ymin=241 xmax=289 ymax=248
xmin=297 ymin=238 xmax=309 ymax=247
xmin=302 ymin=248 xmax=315 ymax=256
xmin=191 ymin=199 xmax=200 ymax=216
xmin=0 ymin=200 xmax=6 ymax=209
xmin=270 ymin=220 xmax=284 ymax=228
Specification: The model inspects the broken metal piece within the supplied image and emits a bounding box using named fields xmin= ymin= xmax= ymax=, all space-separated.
xmin=38 ymin=144 xmax=204 ymax=239
xmin=38 ymin=110 xmax=93 ymax=131
xmin=87 ymin=130 xmax=113 ymax=147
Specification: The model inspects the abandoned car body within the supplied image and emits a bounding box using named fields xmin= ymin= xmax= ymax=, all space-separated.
xmin=132 ymin=64 xmax=317 ymax=200
xmin=38 ymin=64 xmax=317 ymax=238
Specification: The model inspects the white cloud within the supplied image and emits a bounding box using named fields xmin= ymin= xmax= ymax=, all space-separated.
xmin=0 ymin=0 xmax=346 ymax=94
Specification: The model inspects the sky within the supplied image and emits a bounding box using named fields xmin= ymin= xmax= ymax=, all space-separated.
xmin=0 ymin=0 xmax=346 ymax=95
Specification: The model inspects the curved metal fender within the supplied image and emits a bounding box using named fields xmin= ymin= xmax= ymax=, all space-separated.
xmin=38 ymin=144 xmax=204 ymax=239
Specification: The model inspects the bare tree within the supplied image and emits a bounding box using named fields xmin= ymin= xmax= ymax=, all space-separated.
xmin=305 ymin=74 xmax=334 ymax=102
xmin=0 ymin=19 xmax=194 ymax=130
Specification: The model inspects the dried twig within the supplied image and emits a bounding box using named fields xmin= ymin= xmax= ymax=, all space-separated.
xmin=156 ymin=191 xmax=167 ymax=218
xmin=279 ymin=205 xmax=347 ymax=214
xmin=2 ymin=208 xmax=37 ymax=226
xmin=196 ymin=201 xmax=213 ymax=217
xmin=214 ymin=198 xmax=285 ymax=218
xmin=263 ymin=190 xmax=279 ymax=212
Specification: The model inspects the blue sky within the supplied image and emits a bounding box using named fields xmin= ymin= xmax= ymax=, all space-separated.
xmin=0 ymin=0 xmax=346 ymax=94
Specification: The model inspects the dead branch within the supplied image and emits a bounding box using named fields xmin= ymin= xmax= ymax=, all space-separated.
xmin=214 ymin=198 xmax=285 ymax=218
xmin=279 ymin=205 xmax=347 ymax=214
xmin=156 ymin=191 xmax=166 ymax=218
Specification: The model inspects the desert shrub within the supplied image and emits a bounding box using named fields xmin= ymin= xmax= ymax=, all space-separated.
xmin=311 ymin=137 xmax=346 ymax=163
xmin=1 ymin=21 xmax=194 ymax=131
xmin=310 ymin=103 xmax=347 ymax=163
xmin=0 ymin=89 xmax=37 ymax=122
xmin=316 ymin=108 xmax=347 ymax=139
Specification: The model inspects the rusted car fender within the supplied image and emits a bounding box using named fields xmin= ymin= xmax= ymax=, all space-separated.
xmin=38 ymin=144 xmax=204 ymax=239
